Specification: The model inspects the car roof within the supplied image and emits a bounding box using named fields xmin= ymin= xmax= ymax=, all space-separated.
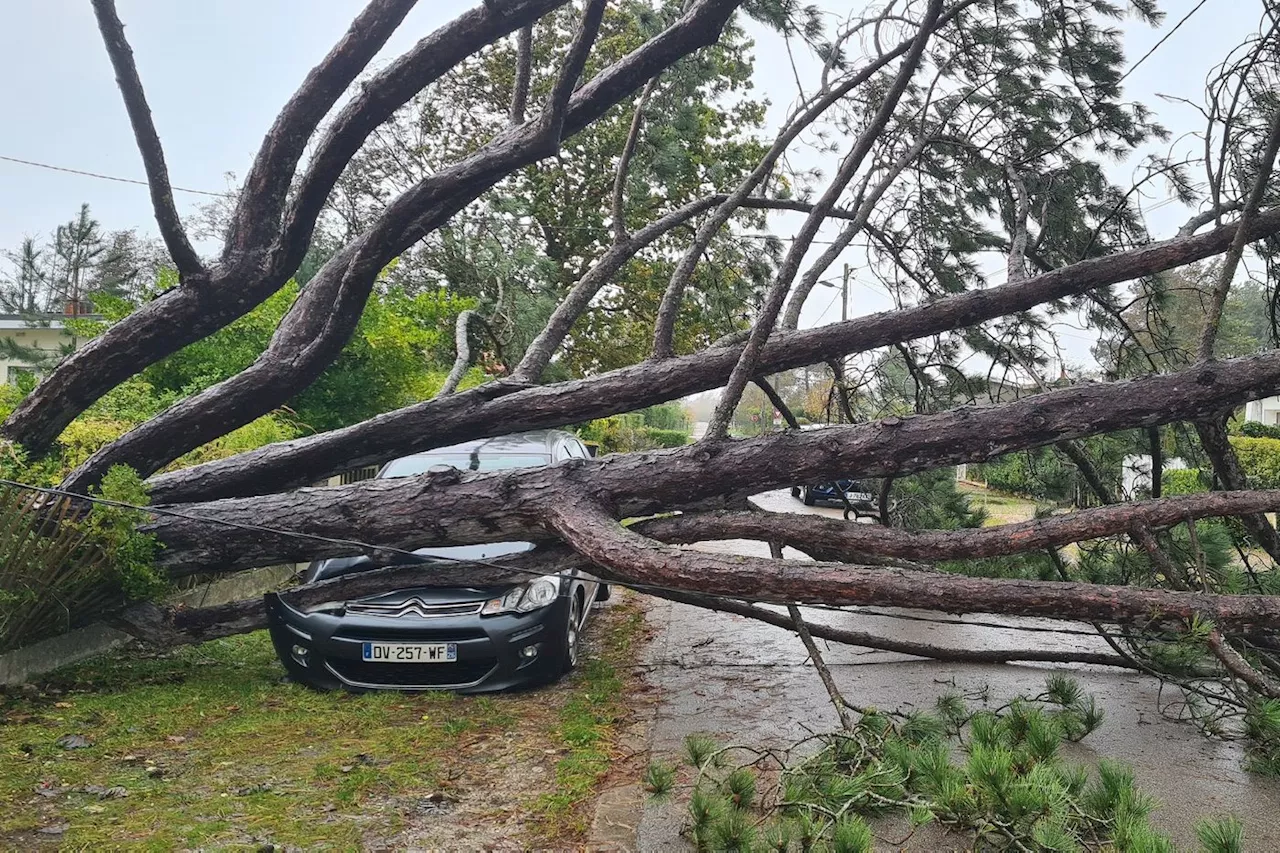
xmin=390 ymin=429 xmax=577 ymax=463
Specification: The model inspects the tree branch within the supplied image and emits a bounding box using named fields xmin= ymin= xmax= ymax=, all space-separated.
xmin=1196 ymin=102 xmax=1280 ymax=361
xmin=1207 ymin=628 xmax=1280 ymax=699
xmin=223 ymin=0 xmax=420 ymax=264
xmin=546 ymin=498 xmax=1280 ymax=635
xmin=145 ymin=205 xmax=1280 ymax=504
xmin=90 ymin=0 xmax=204 ymax=278
xmin=754 ymin=376 xmax=800 ymax=429
xmin=658 ymin=587 xmax=1135 ymax=669
xmin=788 ymin=604 xmax=856 ymax=730
xmin=1005 ymin=162 xmax=1031 ymax=283
xmin=537 ymin=0 xmax=608 ymax=142
xmin=611 ymin=77 xmax=658 ymax=242
xmin=632 ymin=491 xmax=1280 ymax=563
xmin=114 ymin=547 xmax=572 ymax=645
xmin=704 ymin=0 xmax=945 ymax=440
xmin=147 ymin=351 xmax=1280 ymax=574
xmin=510 ymin=24 xmax=535 ymax=125
xmin=437 ymin=309 xmax=482 ymax=397
xmin=1178 ymin=201 xmax=1243 ymax=237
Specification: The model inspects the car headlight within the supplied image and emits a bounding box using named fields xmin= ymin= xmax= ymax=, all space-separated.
xmin=480 ymin=576 xmax=560 ymax=615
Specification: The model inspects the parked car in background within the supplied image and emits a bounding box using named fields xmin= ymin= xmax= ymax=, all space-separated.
xmin=790 ymin=477 xmax=886 ymax=522
xmin=791 ymin=478 xmax=875 ymax=508
xmin=266 ymin=431 xmax=606 ymax=693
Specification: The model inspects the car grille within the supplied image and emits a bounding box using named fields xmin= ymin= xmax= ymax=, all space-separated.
xmin=327 ymin=657 xmax=498 ymax=688
xmin=332 ymin=624 xmax=489 ymax=642
xmin=344 ymin=597 xmax=483 ymax=619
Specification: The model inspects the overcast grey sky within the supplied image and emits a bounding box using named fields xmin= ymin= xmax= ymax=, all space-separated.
xmin=0 ymin=0 xmax=1263 ymax=351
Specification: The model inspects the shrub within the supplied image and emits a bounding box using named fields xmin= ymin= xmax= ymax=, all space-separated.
xmin=641 ymin=427 xmax=689 ymax=448
xmin=1238 ymin=421 xmax=1280 ymax=440
xmin=888 ymin=468 xmax=987 ymax=530
xmin=978 ymin=448 xmax=1076 ymax=501
xmin=640 ymin=402 xmax=691 ymax=433
xmin=1162 ymin=468 xmax=1209 ymax=496
xmin=1228 ymin=436 xmax=1280 ymax=490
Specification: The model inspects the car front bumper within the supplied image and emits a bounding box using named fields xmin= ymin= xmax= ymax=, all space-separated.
xmin=264 ymin=592 xmax=570 ymax=693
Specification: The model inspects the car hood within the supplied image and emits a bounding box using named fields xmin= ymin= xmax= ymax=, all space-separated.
xmin=305 ymin=541 xmax=536 ymax=583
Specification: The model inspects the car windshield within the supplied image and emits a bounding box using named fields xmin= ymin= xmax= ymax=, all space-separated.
xmin=381 ymin=453 xmax=549 ymax=478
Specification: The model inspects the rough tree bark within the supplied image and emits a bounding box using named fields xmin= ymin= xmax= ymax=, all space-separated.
xmin=147 ymin=350 xmax=1280 ymax=575
xmin=9 ymin=0 xmax=1280 ymax=692
xmin=5 ymin=0 xmax=565 ymax=453
xmin=146 ymin=206 xmax=1280 ymax=504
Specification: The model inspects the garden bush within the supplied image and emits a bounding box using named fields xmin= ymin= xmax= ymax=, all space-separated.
xmin=1237 ymin=421 xmax=1280 ymax=440
xmin=1228 ymin=436 xmax=1280 ymax=490
xmin=1162 ymin=468 xmax=1210 ymax=496
xmin=640 ymin=427 xmax=690 ymax=448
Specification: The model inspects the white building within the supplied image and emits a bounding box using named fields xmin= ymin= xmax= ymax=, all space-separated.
xmin=1121 ymin=454 xmax=1188 ymax=498
xmin=0 ymin=313 xmax=93 ymax=384
xmin=1245 ymin=396 xmax=1280 ymax=427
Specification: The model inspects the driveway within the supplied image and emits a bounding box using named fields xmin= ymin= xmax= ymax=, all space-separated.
xmin=633 ymin=486 xmax=1280 ymax=850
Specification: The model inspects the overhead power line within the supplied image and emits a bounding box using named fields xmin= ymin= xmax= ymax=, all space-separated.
xmin=0 ymin=154 xmax=231 ymax=198
xmin=1118 ymin=0 xmax=1214 ymax=84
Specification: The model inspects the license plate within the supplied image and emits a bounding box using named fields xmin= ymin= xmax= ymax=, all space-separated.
xmin=361 ymin=642 xmax=457 ymax=663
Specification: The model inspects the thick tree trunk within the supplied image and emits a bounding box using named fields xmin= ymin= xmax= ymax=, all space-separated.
xmin=146 ymin=207 xmax=1280 ymax=504
xmin=148 ymin=349 xmax=1280 ymax=574
xmin=547 ymin=500 xmax=1280 ymax=633
xmin=636 ymin=490 xmax=1280 ymax=563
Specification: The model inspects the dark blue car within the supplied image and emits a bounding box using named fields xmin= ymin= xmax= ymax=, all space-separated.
xmin=266 ymin=431 xmax=606 ymax=693
xmin=791 ymin=479 xmax=882 ymax=519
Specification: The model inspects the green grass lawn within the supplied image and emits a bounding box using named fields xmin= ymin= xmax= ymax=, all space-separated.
xmin=0 ymin=594 xmax=646 ymax=849
xmin=958 ymin=482 xmax=1040 ymax=526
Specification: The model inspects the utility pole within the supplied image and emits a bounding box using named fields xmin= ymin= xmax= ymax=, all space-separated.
xmin=837 ymin=263 xmax=850 ymax=422
xmin=841 ymin=262 xmax=849 ymax=323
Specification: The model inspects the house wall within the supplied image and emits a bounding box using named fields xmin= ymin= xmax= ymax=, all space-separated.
xmin=0 ymin=324 xmax=82 ymax=384
xmin=1121 ymin=454 xmax=1188 ymax=498
xmin=1246 ymin=397 xmax=1280 ymax=426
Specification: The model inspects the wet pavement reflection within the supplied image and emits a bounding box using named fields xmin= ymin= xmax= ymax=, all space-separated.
xmin=635 ymin=488 xmax=1280 ymax=850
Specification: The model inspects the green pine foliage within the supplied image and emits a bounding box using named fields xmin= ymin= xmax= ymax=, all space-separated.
xmin=1243 ymin=700 xmax=1280 ymax=776
xmin=0 ymin=465 xmax=161 ymax=652
xmin=658 ymin=677 xmax=1241 ymax=851
xmin=644 ymin=760 xmax=677 ymax=800
xmin=888 ymin=468 xmax=988 ymax=531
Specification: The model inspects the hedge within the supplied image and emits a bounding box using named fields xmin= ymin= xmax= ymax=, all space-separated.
xmin=1228 ymin=436 xmax=1280 ymax=490
xmin=641 ymin=427 xmax=690 ymax=448
xmin=1237 ymin=421 xmax=1280 ymax=440
xmin=1161 ymin=468 xmax=1209 ymax=496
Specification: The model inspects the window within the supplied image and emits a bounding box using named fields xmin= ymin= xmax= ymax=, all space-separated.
xmin=559 ymin=440 xmax=587 ymax=460
xmin=380 ymin=453 xmax=549 ymax=478
xmin=6 ymin=366 xmax=36 ymax=386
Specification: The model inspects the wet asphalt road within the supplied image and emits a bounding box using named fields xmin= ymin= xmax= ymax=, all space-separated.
xmin=634 ymin=487 xmax=1280 ymax=850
